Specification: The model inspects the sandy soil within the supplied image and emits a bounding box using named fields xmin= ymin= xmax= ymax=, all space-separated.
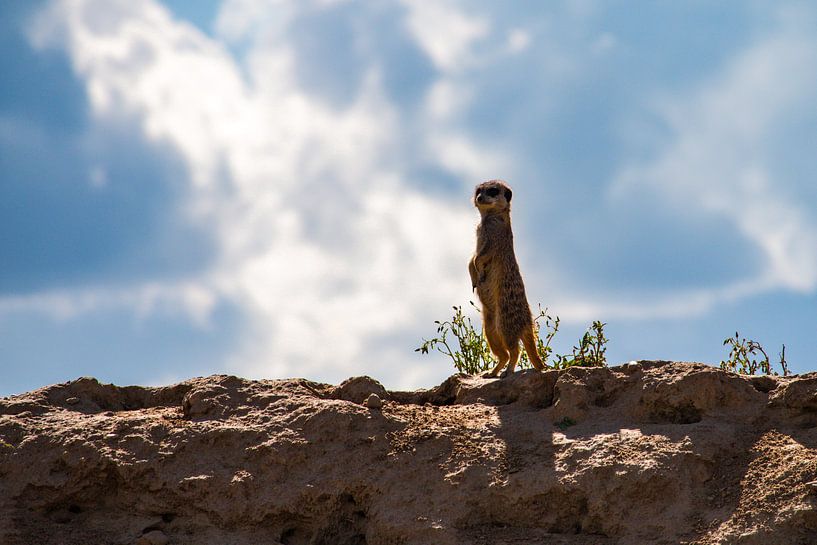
xmin=1 ymin=361 xmax=817 ymax=544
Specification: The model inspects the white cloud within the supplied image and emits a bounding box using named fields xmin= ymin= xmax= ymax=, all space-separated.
xmin=425 ymin=79 xmax=471 ymax=121
xmin=88 ymin=165 xmax=108 ymax=188
xmin=507 ymin=28 xmax=531 ymax=53
xmin=544 ymin=278 xmax=771 ymax=323
xmin=425 ymin=133 xmax=509 ymax=183
xmin=0 ymin=282 xmax=216 ymax=326
xmin=215 ymin=0 xmax=296 ymax=42
xmin=610 ymin=19 xmax=817 ymax=314
xmin=399 ymin=0 xmax=490 ymax=73
xmin=591 ymin=32 xmax=616 ymax=55
xmin=23 ymin=0 xmax=489 ymax=389
xmin=19 ymin=0 xmax=817 ymax=388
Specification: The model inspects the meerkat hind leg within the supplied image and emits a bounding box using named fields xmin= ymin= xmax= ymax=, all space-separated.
xmin=482 ymin=315 xmax=509 ymax=378
xmin=522 ymin=327 xmax=545 ymax=370
xmin=499 ymin=341 xmax=521 ymax=378
xmin=486 ymin=352 xmax=510 ymax=378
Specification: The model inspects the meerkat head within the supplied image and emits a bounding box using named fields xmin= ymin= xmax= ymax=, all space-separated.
xmin=474 ymin=179 xmax=513 ymax=214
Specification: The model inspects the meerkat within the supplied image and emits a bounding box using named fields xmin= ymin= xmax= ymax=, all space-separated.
xmin=469 ymin=179 xmax=545 ymax=378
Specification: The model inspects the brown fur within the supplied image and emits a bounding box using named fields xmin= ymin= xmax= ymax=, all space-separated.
xmin=469 ymin=180 xmax=544 ymax=377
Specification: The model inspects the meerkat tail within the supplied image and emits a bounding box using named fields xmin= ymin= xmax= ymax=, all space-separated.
xmin=522 ymin=327 xmax=545 ymax=370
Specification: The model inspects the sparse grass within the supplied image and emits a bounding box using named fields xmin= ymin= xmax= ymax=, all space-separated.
xmin=720 ymin=332 xmax=790 ymax=376
xmin=519 ymin=305 xmax=560 ymax=369
xmin=417 ymin=305 xmax=800 ymax=378
xmin=416 ymin=302 xmax=608 ymax=374
xmin=555 ymin=320 xmax=608 ymax=369
xmin=779 ymin=344 xmax=789 ymax=376
xmin=414 ymin=302 xmax=493 ymax=375
xmin=555 ymin=416 xmax=576 ymax=431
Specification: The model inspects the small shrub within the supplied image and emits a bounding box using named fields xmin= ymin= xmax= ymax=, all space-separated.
xmin=415 ymin=302 xmax=493 ymax=375
xmin=519 ymin=305 xmax=560 ymax=368
xmin=555 ymin=416 xmax=576 ymax=430
xmin=720 ymin=332 xmax=789 ymax=376
xmin=554 ymin=320 xmax=608 ymax=369
xmin=416 ymin=303 xmax=608 ymax=374
xmin=779 ymin=344 xmax=790 ymax=377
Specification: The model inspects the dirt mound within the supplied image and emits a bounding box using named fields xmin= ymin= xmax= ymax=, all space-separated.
xmin=2 ymin=361 xmax=817 ymax=544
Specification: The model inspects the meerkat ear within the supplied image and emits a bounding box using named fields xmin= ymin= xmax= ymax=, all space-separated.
xmin=504 ymin=188 xmax=512 ymax=202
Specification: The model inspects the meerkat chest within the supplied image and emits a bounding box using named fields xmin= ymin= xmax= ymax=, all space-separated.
xmin=476 ymin=220 xmax=517 ymax=299
xmin=477 ymin=222 xmax=513 ymax=262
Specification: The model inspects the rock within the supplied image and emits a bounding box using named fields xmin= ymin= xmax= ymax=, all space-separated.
xmin=457 ymin=368 xmax=558 ymax=407
xmin=182 ymin=387 xmax=228 ymax=419
xmin=136 ymin=530 xmax=169 ymax=545
xmin=329 ymin=376 xmax=389 ymax=404
xmin=0 ymin=361 xmax=815 ymax=545
xmin=552 ymin=365 xmax=619 ymax=421
xmin=365 ymin=393 xmax=383 ymax=409
xmin=769 ymin=375 xmax=817 ymax=414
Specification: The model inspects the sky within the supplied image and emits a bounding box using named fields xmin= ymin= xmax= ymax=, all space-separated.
xmin=2 ymin=0 xmax=817 ymax=396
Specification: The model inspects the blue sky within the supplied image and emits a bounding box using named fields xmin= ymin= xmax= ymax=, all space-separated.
xmin=2 ymin=0 xmax=816 ymax=396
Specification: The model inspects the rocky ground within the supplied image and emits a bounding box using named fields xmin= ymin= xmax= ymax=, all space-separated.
xmin=1 ymin=361 xmax=817 ymax=544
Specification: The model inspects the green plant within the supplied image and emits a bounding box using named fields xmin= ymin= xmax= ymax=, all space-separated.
xmin=779 ymin=344 xmax=790 ymax=377
xmin=554 ymin=320 xmax=608 ymax=368
xmin=518 ymin=305 xmax=560 ymax=368
xmin=416 ymin=303 xmax=608 ymax=373
xmin=415 ymin=302 xmax=493 ymax=374
xmin=555 ymin=416 xmax=576 ymax=430
xmin=720 ymin=332 xmax=789 ymax=376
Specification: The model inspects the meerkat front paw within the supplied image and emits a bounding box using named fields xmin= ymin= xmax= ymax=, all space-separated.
xmin=481 ymin=370 xmax=499 ymax=379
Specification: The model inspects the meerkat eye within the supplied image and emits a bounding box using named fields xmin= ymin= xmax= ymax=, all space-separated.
xmin=486 ymin=187 xmax=499 ymax=198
